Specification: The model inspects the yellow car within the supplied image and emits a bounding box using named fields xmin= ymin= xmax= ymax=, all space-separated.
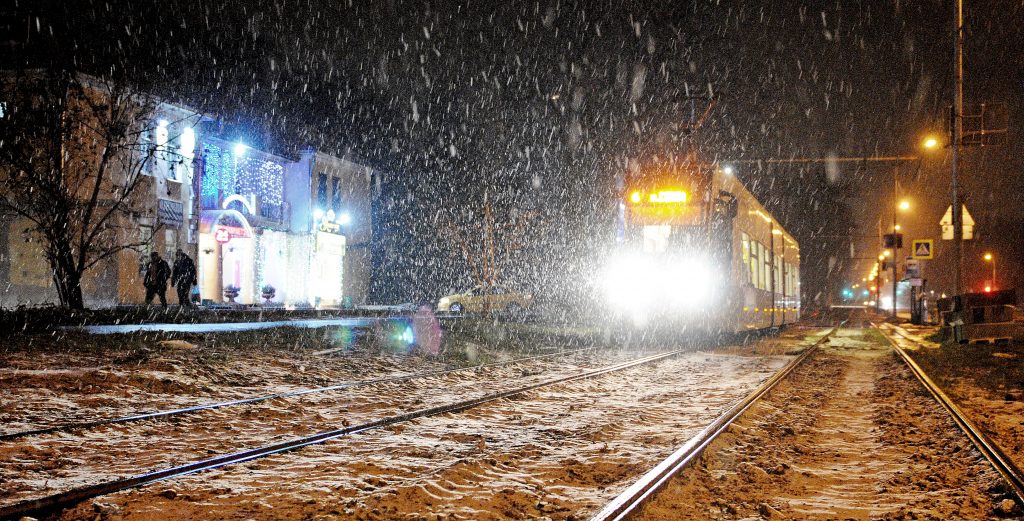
xmin=437 ymin=285 xmax=533 ymax=316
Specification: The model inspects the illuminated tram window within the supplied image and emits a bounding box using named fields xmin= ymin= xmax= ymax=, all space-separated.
xmin=642 ymin=225 xmax=672 ymax=253
xmin=762 ymin=243 xmax=771 ymax=291
xmin=741 ymin=233 xmax=750 ymax=284
xmin=749 ymin=238 xmax=757 ymax=284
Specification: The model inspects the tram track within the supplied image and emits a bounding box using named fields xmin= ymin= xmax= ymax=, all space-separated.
xmin=588 ymin=325 xmax=840 ymax=521
xmin=878 ymin=324 xmax=1024 ymax=506
xmin=1 ymin=347 xmax=692 ymax=519
xmin=595 ymin=320 xmax=1023 ymax=520
xmin=0 ymin=346 xmax=599 ymax=442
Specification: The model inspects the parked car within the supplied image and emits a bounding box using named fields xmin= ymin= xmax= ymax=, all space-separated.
xmin=436 ymin=285 xmax=533 ymax=316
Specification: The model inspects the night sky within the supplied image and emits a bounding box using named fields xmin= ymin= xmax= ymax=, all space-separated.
xmin=2 ymin=0 xmax=1021 ymax=306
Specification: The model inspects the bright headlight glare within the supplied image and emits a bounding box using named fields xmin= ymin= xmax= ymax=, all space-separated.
xmin=604 ymin=256 xmax=654 ymax=309
xmin=604 ymin=255 xmax=717 ymax=313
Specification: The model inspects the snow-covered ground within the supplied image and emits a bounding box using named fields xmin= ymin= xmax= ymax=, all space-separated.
xmin=634 ymin=328 xmax=1014 ymax=520
xmin=69 ymin=317 xmax=381 ymax=334
xmin=0 ymin=327 xmax=826 ymax=519
xmin=886 ymin=322 xmax=1024 ymax=502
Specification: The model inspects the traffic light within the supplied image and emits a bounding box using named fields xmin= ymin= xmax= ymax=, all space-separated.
xmin=883 ymin=233 xmax=903 ymax=249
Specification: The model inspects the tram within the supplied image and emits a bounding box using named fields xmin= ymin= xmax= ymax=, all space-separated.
xmin=602 ymin=160 xmax=800 ymax=333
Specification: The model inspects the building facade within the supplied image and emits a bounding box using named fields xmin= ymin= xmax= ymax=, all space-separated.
xmin=0 ymin=77 xmax=373 ymax=309
xmin=0 ymin=76 xmax=204 ymax=308
xmin=308 ymin=152 xmax=372 ymax=307
xmin=194 ymin=141 xmax=373 ymax=307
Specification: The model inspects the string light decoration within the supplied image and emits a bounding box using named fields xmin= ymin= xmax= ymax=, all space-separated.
xmin=199 ymin=139 xmax=285 ymax=214
xmin=253 ymin=232 xmax=264 ymax=299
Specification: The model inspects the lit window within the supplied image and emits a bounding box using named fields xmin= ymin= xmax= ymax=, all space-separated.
xmin=317 ymin=173 xmax=328 ymax=209
xmin=642 ymin=225 xmax=671 ymax=253
xmin=331 ymin=177 xmax=341 ymax=214
xmin=741 ymin=233 xmax=750 ymax=284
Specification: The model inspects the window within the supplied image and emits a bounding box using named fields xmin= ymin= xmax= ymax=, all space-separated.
xmin=317 ymin=173 xmax=328 ymax=209
xmin=164 ymin=229 xmax=177 ymax=259
xmin=791 ymin=264 xmax=798 ymax=297
xmin=762 ymin=243 xmax=771 ymax=291
xmin=789 ymin=264 xmax=796 ymax=297
xmin=140 ymin=129 xmax=156 ymax=176
xmin=741 ymin=233 xmax=750 ymax=284
xmin=331 ymin=177 xmax=341 ymax=214
xmin=156 ymin=121 xmax=171 ymax=180
xmin=749 ymin=241 xmax=759 ymax=289
xmin=137 ymin=224 xmax=153 ymax=274
xmin=774 ymin=256 xmax=783 ymax=293
xmin=642 ymin=225 xmax=672 ymax=253
xmin=138 ymin=225 xmax=154 ymax=256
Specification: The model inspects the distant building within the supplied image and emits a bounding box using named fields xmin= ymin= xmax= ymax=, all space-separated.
xmin=0 ymin=74 xmax=204 ymax=308
xmin=0 ymin=75 xmax=373 ymax=309
xmin=308 ymin=152 xmax=372 ymax=306
xmin=194 ymin=140 xmax=372 ymax=308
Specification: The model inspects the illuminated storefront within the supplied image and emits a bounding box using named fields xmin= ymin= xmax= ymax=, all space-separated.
xmin=312 ymin=221 xmax=346 ymax=306
xmin=196 ymin=139 xmax=295 ymax=305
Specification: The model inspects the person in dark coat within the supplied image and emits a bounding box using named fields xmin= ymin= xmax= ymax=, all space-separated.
xmin=144 ymin=251 xmax=171 ymax=308
xmin=171 ymin=250 xmax=198 ymax=308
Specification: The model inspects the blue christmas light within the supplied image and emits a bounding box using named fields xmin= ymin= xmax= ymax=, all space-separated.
xmin=200 ymin=139 xmax=285 ymax=213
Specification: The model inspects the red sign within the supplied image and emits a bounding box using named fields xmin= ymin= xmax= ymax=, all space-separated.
xmin=214 ymin=227 xmax=231 ymax=244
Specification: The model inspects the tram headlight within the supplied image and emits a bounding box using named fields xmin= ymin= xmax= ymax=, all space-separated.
xmin=603 ymin=255 xmax=716 ymax=312
xmin=604 ymin=255 xmax=653 ymax=309
xmin=665 ymin=260 xmax=714 ymax=308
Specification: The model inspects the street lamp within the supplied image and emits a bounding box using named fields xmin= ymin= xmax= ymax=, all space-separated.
xmin=922 ymin=136 xmax=940 ymax=150
xmin=898 ymin=200 xmax=911 ymax=211
xmin=984 ymin=253 xmax=996 ymax=290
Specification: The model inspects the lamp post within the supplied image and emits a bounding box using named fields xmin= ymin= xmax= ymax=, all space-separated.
xmin=952 ymin=0 xmax=965 ymax=301
xmin=889 ymin=165 xmax=910 ymax=318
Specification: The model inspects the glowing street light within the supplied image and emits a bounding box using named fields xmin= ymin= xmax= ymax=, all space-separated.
xmin=922 ymin=136 xmax=940 ymax=150
xmin=898 ymin=200 xmax=911 ymax=211
xmin=983 ymin=252 xmax=996 ymax=290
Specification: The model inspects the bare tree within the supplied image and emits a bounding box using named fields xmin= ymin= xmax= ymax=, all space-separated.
xmin=0 ymin=69 xmax=164 ymax=309
xmin=441 ymin=192 xmax=537 ymax=314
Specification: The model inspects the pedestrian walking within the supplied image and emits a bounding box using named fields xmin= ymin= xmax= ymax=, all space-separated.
xmin=171 ymin=250 xmax=198 ymax=308
xmin=144 ymin=251 xmax=171 ymax=308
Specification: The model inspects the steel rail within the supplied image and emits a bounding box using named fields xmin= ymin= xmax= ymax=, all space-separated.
xmin=0 ymin=346 xmax=597 ymax=442
xmin=878 ymin=324 xmax=1024 ymax=505
xmin=0 ymin=348 xmax=682 ymax=520
xmin=589 ymin=326 xmax=840 ymax=521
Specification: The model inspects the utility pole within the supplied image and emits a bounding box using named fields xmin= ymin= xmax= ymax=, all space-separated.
xmin=951 ymin=0 xmax=964 ymax=299
xmin=892 ymin=166 xmax=899 ymax=318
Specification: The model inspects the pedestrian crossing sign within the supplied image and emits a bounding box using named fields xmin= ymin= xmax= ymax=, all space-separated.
xmin=911 ymin=239 xmax=934 ymax=260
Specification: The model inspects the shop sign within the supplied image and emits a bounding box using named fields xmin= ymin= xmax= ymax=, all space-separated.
xmin=214 ymin=227 xmax=231 ymax=243
xmin=319 ymin=220 xmax=342 ymax=234
xmin=212 ymin=225 xmax=248 ymax=243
